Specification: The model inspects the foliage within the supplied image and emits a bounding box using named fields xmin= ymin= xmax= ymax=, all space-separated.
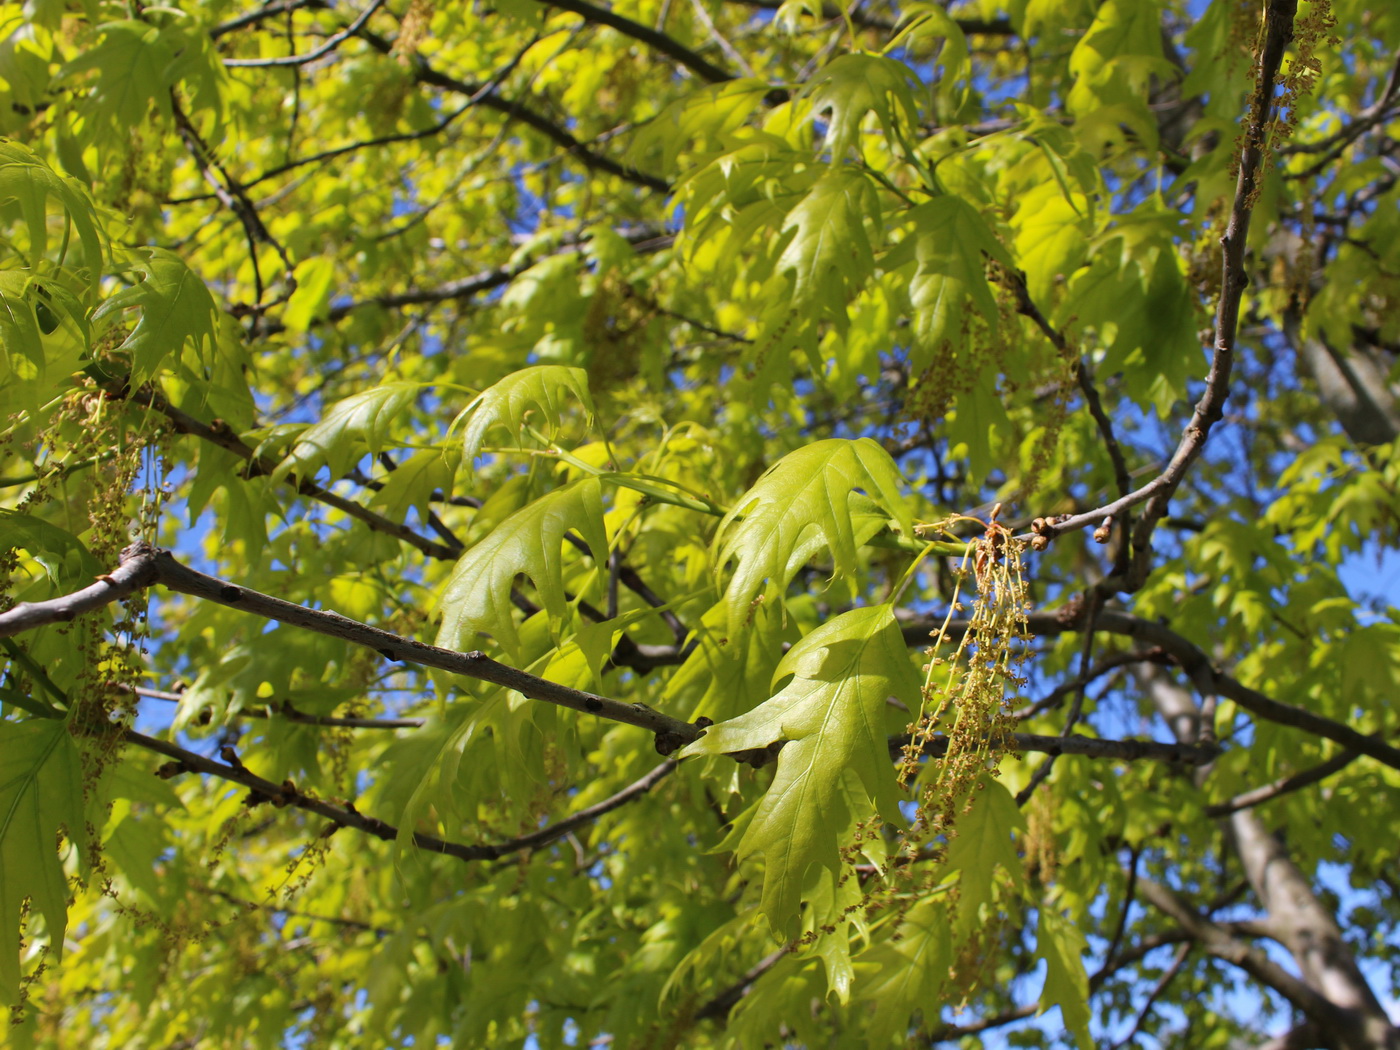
xmin=0 ymin=0 xmax=1398 ymax=1048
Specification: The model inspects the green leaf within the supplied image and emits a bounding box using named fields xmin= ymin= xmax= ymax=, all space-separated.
xmin=1037 ymin=907 xmax=1092 ymax=1050
xmin=942 ymin=775 xmax=1025 ymax=936
xmin=803 ymin=53 xmax=920 ymax=161
xmin=94 ymin=247 xmax=218 ymax=384
xmin=631 ymin=79 xmax=772 ymax=173
xmin=370 ymin=447 xmax=463 ymax=524
xmin=883 ymin=195 xmax=1014 ymax=358
xmin=0 ymin=140 xmax=104 ymax=289
xmin=455 ymin=365 xmax=595 ymax=464
xmin=681 ymin=605 xmax=921 ymax=938
xmin=714 ymin=438 xmax=913 ymax=636
xmin=663 ymin=599 xmax=795 ymax=724
xmin=0 ymin=510 xmax=101 ymax=589
xmin=1066 ymin=0 xmax=1173 ymax=122
xmin=1059 ymin=210 xmax=1199 ymax=415
xmin=59 ymin=20 xmax=175 ymax=142
xmin=437 ymin=478 xmax=609 ymax=659
xmin=273 ymin=382 xmax=426 ymax=484
xmin=858 ymin=899 xmax=952 ymax=1046
xmin=0 ymin=718 xmax=84 ymax=1002
xmin=775 ymin=169 xmax=880 ymax=335
xmin=283 ymin=255 xmax=339 ymax=333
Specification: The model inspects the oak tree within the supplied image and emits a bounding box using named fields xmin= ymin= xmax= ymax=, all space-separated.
xmin=0 ymin=0 xmax=1398 ymax=1047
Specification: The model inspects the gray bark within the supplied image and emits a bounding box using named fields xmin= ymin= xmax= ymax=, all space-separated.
xmin=1284 ymin=316 xmax=1400 ymax=447
xmin=1144 ymin=676 xmax=1400 ymax=1050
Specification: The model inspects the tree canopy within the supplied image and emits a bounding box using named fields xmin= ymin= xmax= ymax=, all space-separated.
xmin=1 ymin=0 xmax=1399 ymax=1046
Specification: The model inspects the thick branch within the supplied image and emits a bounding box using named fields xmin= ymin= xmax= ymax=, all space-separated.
xmin=532 ymin=0 xmax=734 ymax=83
xmin=0 ymin=555 xmax=158 ymax=637
xmin=1136 ymin=876 xmax=1348 ymax=1028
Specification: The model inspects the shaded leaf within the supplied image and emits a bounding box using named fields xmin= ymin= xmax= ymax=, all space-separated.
xmin=883 ymin=195 xmax=1013 ymax=358
xmin=1038 ymin=908 xmax=1092 ymax=1049
xmin=0 ymin=719 xmax=84 ymax=1001
xmin=804 ymin=53 xmax=920 ymax=161
xmin=94 ymin=247 xmax=218 ymax=384
xmin=776 ymin=169 xmax=880 ymax=334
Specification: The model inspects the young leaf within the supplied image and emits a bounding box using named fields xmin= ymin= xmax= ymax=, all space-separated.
xmin=882 ymin=196 xmax=1014 ymax=359
xmin=857 ymin=898 xmax=953 ymax=1046
xmin=58 ymin=20 xmax=175 ymax=143
xmin=681 ymin=605 xmax=920 ymax=938
xmin=776 ymin=169 xmax=881 ymax=335
xmin=273 ymin=382 xmax=426 ymax=484
xmin=1037 ymin=907 xmax=1093 ymax=1050
xmin=1066 ymin=0 xmax=1174 ymax=125
xmin=437 ymin=477 xmax=609 ymax=659
xmin=0 ymin=141 xmax=104 ymax=290
xmin=370 ymin=447 xmax=463 ymax=523
xmin=803 ymin=53 xmax=921 ymax=161
xmin=456 ymin=365 xmax=595 ymax=464
xmin=0 ymin=718 xmax=85 ymax=1002
xmin=714 ymin=438 xmax=913 ymax=636
xmin=942 ymin=775 xmax=1025 ymax=937
xmin=94 ymin=247 xmax=218 ymax=384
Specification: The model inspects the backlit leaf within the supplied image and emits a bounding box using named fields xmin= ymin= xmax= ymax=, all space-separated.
xmin=0 ymin=719 xmax=84 ymax=1001
xmin=437 ymin=478 xmax=609 ymax=659
xmin=682 ymin=605 xmax=920 ymax=937
xmin=715 ymin=438 xmax=913 ymax=635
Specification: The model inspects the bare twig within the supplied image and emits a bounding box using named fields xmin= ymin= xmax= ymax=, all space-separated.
xmin=125 ymin=730 xmax=676 ymax=863
xmin=1107 ymin=943 xmax=1192 ymax=1050
xmin=130 ymin=685 xmax=427 ymax=730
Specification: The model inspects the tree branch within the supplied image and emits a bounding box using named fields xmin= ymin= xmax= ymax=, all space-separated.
xmin=223 ymin=0 xmax=388 ymax=67
xmin=1136 ymin=876 xmax=1350 ymax=1029
xmin=531 ymin=0 xmax=734 ymax=83
xmin=1030 ymin=0 xmax=1298 ymax=573
xmin=693 ymin=945 xmax=791 ymax=1022
xmin=904 ymin=606 xmax=1400 ymax=775
xmin=125 ymin=729 xmax=676 ymax=863
xmin=0 ymin=555 xmax=159 ymax=637
xmin=127 ymin=386 xmax=457 ymax=560
xmin=1205 ymin=748 xmax=1362 ymax=817
xmin=354 ymin=28 xmax=670 ymax=191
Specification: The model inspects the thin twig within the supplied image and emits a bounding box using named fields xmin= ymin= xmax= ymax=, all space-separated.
xmin=1204 ymin=749 xmax=1362 ymax=817
xmin=1029 ymin=1 xmax=1298 ymax=574
xmin=224 ymin=0 xmax=388 ymax=67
